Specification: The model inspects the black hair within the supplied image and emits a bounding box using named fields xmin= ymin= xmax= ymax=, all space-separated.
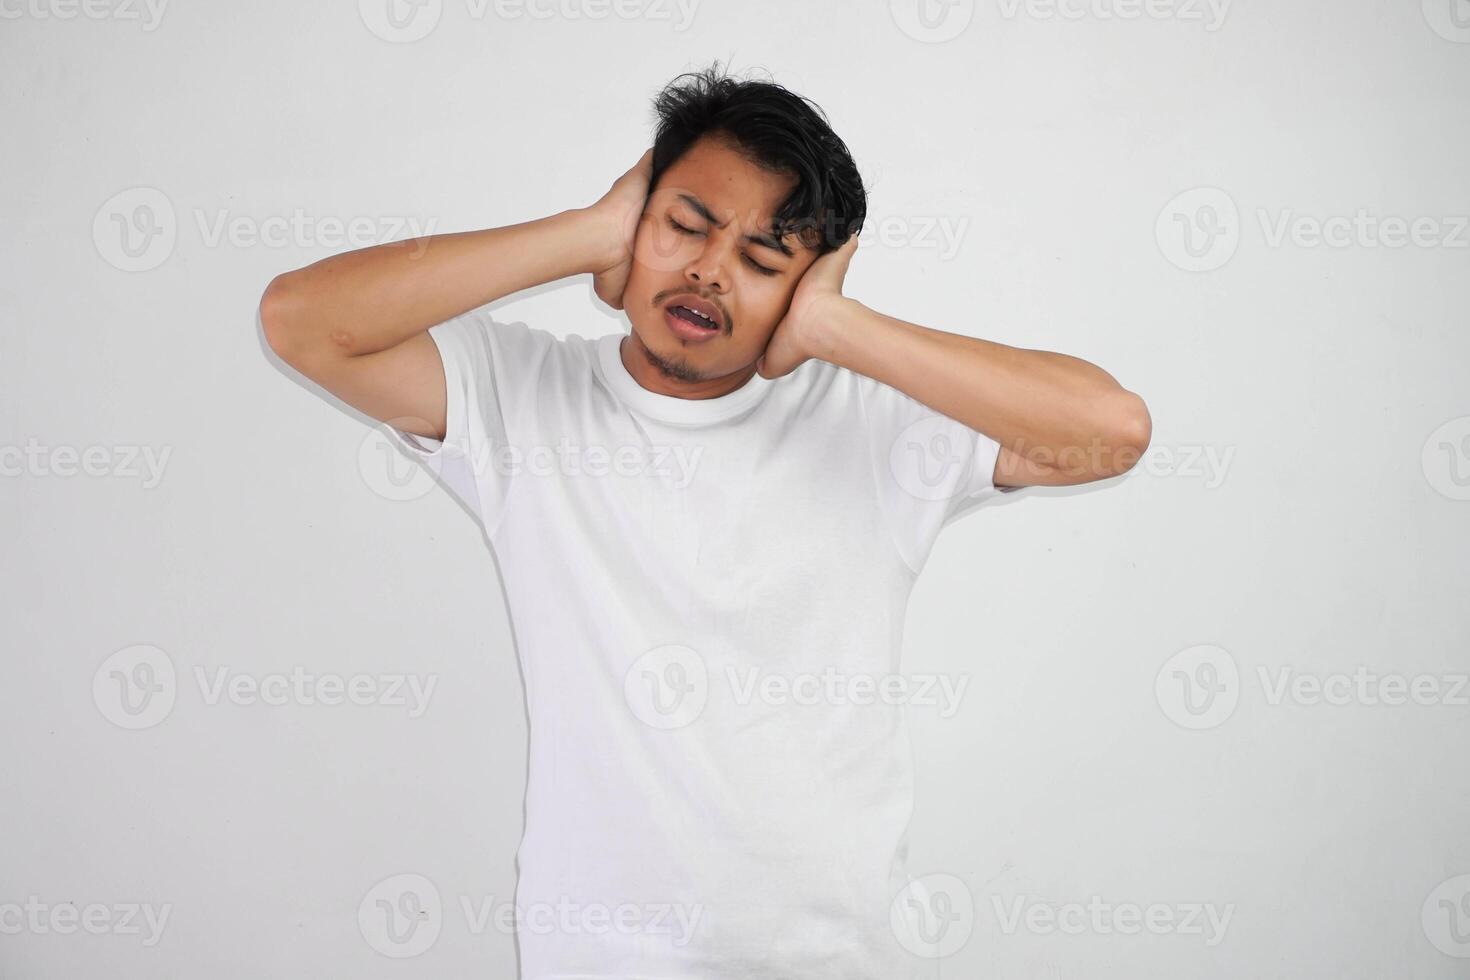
xmin=648 ymin=62 xmax=868 ymax=256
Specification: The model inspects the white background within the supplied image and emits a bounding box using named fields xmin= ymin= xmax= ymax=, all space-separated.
xmin=3 ymin=0 xmax=1469 ymax=977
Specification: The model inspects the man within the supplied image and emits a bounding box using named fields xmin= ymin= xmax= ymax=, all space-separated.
xmin=260 ymin=64 xmax=1150 ymax=980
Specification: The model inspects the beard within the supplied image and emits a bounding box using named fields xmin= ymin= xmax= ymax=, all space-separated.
xmin=636 ymin=335 xmax=709 ymax=383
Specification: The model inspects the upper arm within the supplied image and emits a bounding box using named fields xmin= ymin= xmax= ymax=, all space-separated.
xmin=260 ymin=280 xmax=448 ymax=440
xmin=993 ymin=442 xmax=1068 ymax=489
xmin=297 ymin=332 xmax=448 ymax=441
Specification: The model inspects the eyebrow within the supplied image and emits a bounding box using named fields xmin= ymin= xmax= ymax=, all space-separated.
xmin=677 ymin=193 xmax=794 ymax=258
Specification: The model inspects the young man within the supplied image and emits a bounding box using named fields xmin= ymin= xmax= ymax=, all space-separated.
xmin=261 ymin=66 xmax=1149 ymax=980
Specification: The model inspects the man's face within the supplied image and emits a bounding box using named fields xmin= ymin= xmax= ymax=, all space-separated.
xmin=622 ymin=134 xmax=821 ymax=384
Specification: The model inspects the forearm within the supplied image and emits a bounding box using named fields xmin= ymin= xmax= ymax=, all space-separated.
xmin=812 ymin=298 xmax=1150 ymax=478
xmin=260 ymin=207 xmax=609 ymax=361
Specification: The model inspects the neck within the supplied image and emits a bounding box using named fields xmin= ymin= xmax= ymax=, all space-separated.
xmin=620 ymin=333 xmax=758 ymax=400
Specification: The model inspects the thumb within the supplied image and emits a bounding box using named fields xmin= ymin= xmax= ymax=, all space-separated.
xmin=833 ymin=231 xmax=860 ymax=270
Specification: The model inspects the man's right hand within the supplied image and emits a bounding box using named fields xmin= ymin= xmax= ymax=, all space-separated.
xmin=587 ymin=147 xmax=654 ymax=311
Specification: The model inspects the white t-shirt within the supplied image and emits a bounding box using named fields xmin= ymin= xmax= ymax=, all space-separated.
xmin=392 ymin=306 xmax=1022 ymax=979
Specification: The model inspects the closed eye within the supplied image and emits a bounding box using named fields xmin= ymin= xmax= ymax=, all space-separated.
xmin=668 ymin=217 xmax=780 ymax=277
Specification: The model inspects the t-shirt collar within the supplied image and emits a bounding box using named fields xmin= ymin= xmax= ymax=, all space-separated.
xmin=596 ymin=332 xmax=772 ymax=425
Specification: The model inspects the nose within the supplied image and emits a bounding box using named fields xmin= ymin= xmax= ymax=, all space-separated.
xmin=683 ymin=242 xmax=729 ymax=293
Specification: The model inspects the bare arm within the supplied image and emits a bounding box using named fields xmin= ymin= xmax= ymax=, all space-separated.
xmin=258 ymin=149 xmax=652 ymax=439
xmin=814 ymin=299 xmax=1152 ymax=487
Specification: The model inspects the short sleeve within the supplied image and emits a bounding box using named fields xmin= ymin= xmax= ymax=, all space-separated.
xmin=857 ymin=374 xmax=1024 ymax=573
xmin=386 ymin=307 xmax=542 ymax=535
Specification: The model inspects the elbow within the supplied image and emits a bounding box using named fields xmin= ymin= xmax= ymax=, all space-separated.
xmin=259 ymin=273 xmax=306 ymax=365
xmin=1109 ymin=391 xmax=1152 ymax=474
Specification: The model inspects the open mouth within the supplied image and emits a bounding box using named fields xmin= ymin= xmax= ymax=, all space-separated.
xmin=668 ymin=304 xmax=720 ymax=331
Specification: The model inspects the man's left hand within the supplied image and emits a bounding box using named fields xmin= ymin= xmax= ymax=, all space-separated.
xmin=756 ymin=233 xmax=860 ymax=379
